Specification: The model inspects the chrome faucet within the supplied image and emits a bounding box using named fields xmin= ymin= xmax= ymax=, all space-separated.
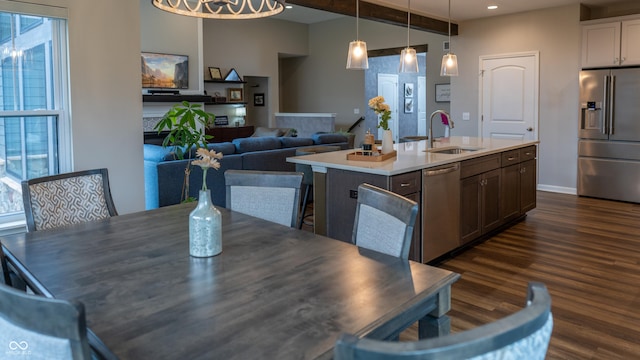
xmin=429 ymin=110 xmax=454 ymax=148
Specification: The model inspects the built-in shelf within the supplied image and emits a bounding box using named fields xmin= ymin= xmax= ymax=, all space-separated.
xmin=205 ymin=102 xmax=247 ymax=105
xmin=204 ymin=80 xmax=247 ymax=84
xmin=142 ymin=94 xmax=212 ymax=103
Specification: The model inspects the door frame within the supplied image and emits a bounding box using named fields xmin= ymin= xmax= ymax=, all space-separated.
xmin=478 ymin=51 xmax=540 ymax=140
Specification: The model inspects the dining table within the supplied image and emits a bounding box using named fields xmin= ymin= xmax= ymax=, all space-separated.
xmin=1 ymin=203 xmax=460 ymax=359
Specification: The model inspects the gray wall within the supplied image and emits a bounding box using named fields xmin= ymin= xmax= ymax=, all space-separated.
xmin=452 ymin=4 xmax=582 ymax=193
xmin=27 ymin=0 xmax=145 ymax=215
xmin=281 ymin=17 xmax=450 ymax=137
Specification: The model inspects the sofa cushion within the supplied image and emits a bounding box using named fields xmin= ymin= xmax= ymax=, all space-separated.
xmin=241 ymin=148 xmax=297 ymax=172
xmin=206 ymin=142 xmax=236 ymax=155
xmin=143 ymin=144 xmax=179 ymax=162
xmin=232 ymin=136 xmax=283 ymax=153
xmin=312 ymin=133 xmax=348 ymax=145
xmin=280 ymin=137 xmax=314 ymax=148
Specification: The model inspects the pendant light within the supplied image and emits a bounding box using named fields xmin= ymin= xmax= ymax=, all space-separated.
xmin=152 ymin=0 xmax=285 ymax=20
xmin=346 ymin=0 xmax=369 ymax=70
xmin=440 ymin=0 xmax=459 ymax=76
xmin=399 ymin=0 xmax=418 ymax=73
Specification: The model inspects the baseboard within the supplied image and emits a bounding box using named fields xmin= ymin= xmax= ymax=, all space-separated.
xmin=537 ymin=184 xmax=577 ymax=195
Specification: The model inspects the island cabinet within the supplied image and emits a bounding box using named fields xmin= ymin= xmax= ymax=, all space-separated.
xmin=325 ymin=169 xmax=422 ymax=262
xmin=460 ymin=154 xmax=502 ymax=245
xmin=501 ymin=146 xmax=537 ymax=223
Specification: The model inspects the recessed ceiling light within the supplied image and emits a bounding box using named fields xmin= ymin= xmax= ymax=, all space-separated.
xmin=488 ymin=5 xmax=498 ymax=10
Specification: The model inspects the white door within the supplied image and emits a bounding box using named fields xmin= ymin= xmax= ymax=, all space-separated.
xmin=480 ymin=52 xmax=539 ymax=140
xmin=377 ymin=73 xmax=399 ymax=142
xmin=417 ymin=76 xmax=426 ymax=136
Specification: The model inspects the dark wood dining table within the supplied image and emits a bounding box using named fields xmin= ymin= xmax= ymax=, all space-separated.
xmin=1 ymin=203 xmax=459 ymax=360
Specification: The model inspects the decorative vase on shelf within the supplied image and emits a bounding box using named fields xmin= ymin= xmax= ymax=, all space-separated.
xmin=381 ymin=129 xmax=394 ymax=154
xmin=189 ymin=189 xmax=222 ymax=257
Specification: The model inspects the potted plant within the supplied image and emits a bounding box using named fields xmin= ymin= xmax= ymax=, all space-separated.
xmin=154 ymin=101 xmax=215 ymax=202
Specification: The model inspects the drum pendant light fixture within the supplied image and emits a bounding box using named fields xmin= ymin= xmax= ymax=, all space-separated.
xmin=346 ymin=0 xmax=369 ymax=69
xmin=399 ymin=0 xmax=418 ymax=73
xmin=152 ymin=0 xmax=286 ymax=20
xmin=440 ymin=0 xmax=459 ymax=76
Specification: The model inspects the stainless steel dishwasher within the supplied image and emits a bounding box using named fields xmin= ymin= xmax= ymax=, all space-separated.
xmin=422 ymin=163 xmax=460 ymax=263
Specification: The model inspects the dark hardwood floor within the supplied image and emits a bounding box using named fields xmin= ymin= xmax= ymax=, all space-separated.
xmin=401 ymin=191 xmax=640 ymax=359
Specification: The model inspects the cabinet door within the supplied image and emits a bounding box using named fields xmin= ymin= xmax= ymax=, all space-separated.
xmin=404 ymin=192 xmax=422 ymax=263
xmin=390 ymin=172 xmax=421 ymax=262
xmin=460 ymin=175 xmax=481 ymax=244
xmin=501 ymin=163 xmax=521 ymax=223
xmin=520 ymin=159 xmax=537 ymax=213
xmin=582 ymin=22 xmax=621 ymax=68
xmin=621 ymin=19 xmax=640 ymax=66
xmin=481 ymin=168 xmax=502 ymax=234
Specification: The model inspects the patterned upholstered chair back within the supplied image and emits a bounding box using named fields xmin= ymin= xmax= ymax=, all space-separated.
xmin=22 ymin=168 xmax=118 ymax=232
xmin=334 ymin=282 xmax=553 ymax=360
xmin=225 ymin=170 xmax=303 ymax=227
xmin=0 ymin=283 xmax=92 ymax=359
xmin=352 ymin=183 xmax=419 ymax=260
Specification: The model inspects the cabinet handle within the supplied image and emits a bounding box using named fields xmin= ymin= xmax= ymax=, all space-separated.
xmin=520 ymin=168 xmax=526 ymax=174
xmin=614 ymin=57 xmax=619 ymax=65
xmin=524 ymin=152 xmax=532 ymax=156
xmin=507 ymin=156 xmax=516 ymax=161
xmin=400 ymin=183 xmax=412 ymax=187
xmin=621 ymin=57 xmax=626 ymax=64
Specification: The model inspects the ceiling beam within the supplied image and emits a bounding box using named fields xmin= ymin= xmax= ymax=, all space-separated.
xmin=286 ymin=0 xmax=458 ymax=36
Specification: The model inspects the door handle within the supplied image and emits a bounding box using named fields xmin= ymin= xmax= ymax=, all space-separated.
xmin=526 ymin=127 xmax=533 ymax=132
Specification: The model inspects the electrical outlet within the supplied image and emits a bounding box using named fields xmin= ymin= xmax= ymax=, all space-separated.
xmin=354 ymin=108 xmax=360 ymax=114
xmin=349 ymin=190 xmax=358 ymax=199
xmin=462 ymin=112 xmax=470 ymax=120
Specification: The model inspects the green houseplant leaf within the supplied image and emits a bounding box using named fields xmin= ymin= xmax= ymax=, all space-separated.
xmin=154 ymin=101 xmax=215 ymax=202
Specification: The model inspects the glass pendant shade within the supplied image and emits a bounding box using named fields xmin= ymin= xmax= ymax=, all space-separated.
xmin=441 ymin=53 xmax=459 ymax=76
xmin=399 ymin=47 xmax=418 ymax=73
xmin=346 ymin=40 xmax=369 ymax=69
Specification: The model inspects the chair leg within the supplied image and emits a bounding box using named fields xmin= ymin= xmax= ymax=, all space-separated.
xmin=298 ymin=184 xmax=312 ymax=229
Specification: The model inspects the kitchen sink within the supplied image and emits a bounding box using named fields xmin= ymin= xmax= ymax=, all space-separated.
xmin=424 ymin=146 xmax=483 ymax=154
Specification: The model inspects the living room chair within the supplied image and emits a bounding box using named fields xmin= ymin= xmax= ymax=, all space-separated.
xmin=334 ymin=282 xmax=553 ymax=360
xmin=0 ymin=283 xmax=92 ymax=359
xmin=224 ymin=169 xmax=303 ymax=227
xmin=22 ymin=168 xmax=118 ymax=232
xmin=1 ymin=244 xmax=11 ymax=286
xmin=295 ymin=145 xmax=342 ymax=229
xmin=352 ymin=183 xmax=419 ymax=260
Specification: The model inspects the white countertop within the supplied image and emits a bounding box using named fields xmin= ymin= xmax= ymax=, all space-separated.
xmin=287 ymin=136 xmax=539 ymax=176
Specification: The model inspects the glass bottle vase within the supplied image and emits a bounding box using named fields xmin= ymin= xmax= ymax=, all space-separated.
xmin=189 ymin=189 xmax=222 ymax=257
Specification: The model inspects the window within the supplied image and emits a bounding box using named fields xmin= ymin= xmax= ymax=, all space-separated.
xmin=0 ymin=8 xmax=69 ymax=228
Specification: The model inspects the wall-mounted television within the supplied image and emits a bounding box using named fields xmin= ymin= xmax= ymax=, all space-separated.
xmin=141 ymin=52 xmax=189 ymax=89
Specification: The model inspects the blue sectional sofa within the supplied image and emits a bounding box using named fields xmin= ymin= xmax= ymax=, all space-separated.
xmin=144 ymin=133 xmax=349 ymax=209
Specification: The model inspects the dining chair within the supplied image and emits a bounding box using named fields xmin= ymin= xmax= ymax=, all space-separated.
xmin=22 ymin=168 xmax=118 ymax=232
xmin=0 ymin=283 xmax=92 ymax=359
xmin=352 ymin=183 xmax=419 ymax=260
xmin=295 ymin=145 xmax=342 ymax=229
xmin=334 ymin=282 xmax=553 ymax=360
xmin=224 ymin=169 xmax=303 ymax=227
xmin=1 ymin=244 xmax=10 ymax=286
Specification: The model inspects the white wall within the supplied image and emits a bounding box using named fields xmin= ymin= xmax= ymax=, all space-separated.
xmin=34 ymin=0 xmax=145 ymax=214
xmin=452 ymin=4 xmax=582 ymax=193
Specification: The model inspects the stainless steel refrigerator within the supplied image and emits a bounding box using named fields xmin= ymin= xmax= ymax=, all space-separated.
xmin=578 ymin=68 xmax=640 ymax=203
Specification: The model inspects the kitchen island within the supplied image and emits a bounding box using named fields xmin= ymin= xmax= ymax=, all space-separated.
xmin=287 ymin=136 xmax=539 ymax=263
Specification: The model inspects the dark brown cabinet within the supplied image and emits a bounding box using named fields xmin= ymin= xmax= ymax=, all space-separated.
xmin=460 ymin=154 xmax=502 ymax=244
xmin=206 ymin=125 xmax=254 ymax=143
xmin=501 ymin=146 xmax=537 ymax=222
